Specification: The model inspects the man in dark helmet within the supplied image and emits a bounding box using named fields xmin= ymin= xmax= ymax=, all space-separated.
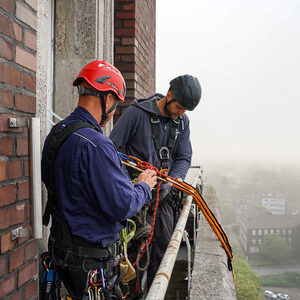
xmin=110 ymin=74 xmax=202 ymax=298
xmin=41 ymin=60 xmax=157 ymax=300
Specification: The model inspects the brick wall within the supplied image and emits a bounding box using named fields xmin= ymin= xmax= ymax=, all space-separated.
xmin=114 ymin=0 xmax=156 ymax=123
xmin=0 ymin=1 xmax=38 ymax=299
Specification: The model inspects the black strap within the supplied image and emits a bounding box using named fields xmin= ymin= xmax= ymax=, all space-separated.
xmin=43 ymin=121 xmax=100 ymax=226
xmin=150 ymin=115 xmax=181 ymax=170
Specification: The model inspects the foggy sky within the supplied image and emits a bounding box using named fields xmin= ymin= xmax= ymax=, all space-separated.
xmin=156 ymin=0 xmax=300 ymax=167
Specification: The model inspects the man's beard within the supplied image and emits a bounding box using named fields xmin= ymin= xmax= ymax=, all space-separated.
xmin=164 ymin=102 xmax=177 ymax=119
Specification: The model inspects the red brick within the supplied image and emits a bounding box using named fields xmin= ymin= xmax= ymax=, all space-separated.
xmin=0 ymin=137 xmax=13 ymax=156
xmin=115 ymin=28 xmax=135 ymax=36
xmin=18 ymin=181 xmax=29 ymax=201
xmin=25 ymin=0 xmax=38 ymax=11
xmin=122 ymin=3 xmax=135 ymax=10
xmin=0 ymin=204 xmax=25 ymax=230
xmin=0 ymin=88 xmax=13 ymax=108
xmin=25 ymin=278 xmax=37 ymax=299
xmin=0 ymin=62 xmax=5 ymax=82
xmin=15 ymin=93 xmax=36 ymax=113
xmin=122 ymin=54 xmax=135 ymax=62
xmin=1 ymin=232 xmax=15 ymax=253
xmin=0 ymin=14 xmax=22 ymax=41
xmin=0 ymin=274 xmax=15 ymax=299
xmin=115 ymin=63 xmax=135 ymax=72
xmin=0 ymin=183 xmax=16 ymax=206
xmin=115 ymin=12 xmax=135 ymax=19
xmin=9 ymin=246 xmax=24 ymax=271
xmin=7 ymin=290 xmax=22 ymax=300
xmin=115 ymin=45 xmax=134 ymax=54
xmin=0 ymin=255 xmax=7 ymax=276
xmin=0 ymin=37 xmax=13 ymax=60
xmin=24 ymin=30 xmax=37 ymax=51
xmin=16 ymin=2 xmax=37 ymax=30
xmin=24 ymin=159 xmax=29 ymax=176
xmin=122 ymin=37 xmax=135 ymax=45
xmin=0 ymin=114 xmax=25 ymax=133
xmin=18 ymin=260 xmax=37 ymax=287
xmin=15 ymin=46 xmax=36 ymax=72
xmin=23 ymin=72 xmax=36 ymax=92
xmin=17 ymin=137 xmax=28 ymax=156
xmin=6 ymin=65 xmax=21 ymax=87
xmin=25 ymin=240 xmax=37 ymax=260
xmin=123 ymin=20 xmax=135 ymax=27
xmin=8 ymin=159 xmax=22 ymax=179
xmin=0 ymin=160 xmax=6 ymax=181
xmin=0 ymin=0 xmax=14 ymax=14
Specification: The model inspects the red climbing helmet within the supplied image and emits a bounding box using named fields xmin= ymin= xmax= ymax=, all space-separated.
xmin=73 ymin=60 xmax=126 ymax=102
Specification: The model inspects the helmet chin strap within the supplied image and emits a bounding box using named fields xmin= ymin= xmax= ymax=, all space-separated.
xmin=100 ymin=95 xmax=119 ymax=126
xmin=77 ymin=86 xmax=119 ymax=126
xmin=164 ymin=98 xmax=176 ymax=117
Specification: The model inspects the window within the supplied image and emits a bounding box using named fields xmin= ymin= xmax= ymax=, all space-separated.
xmin=270 ymin=229 xmax=274 ymax=234
xmin=282 ymin=229 xmax=286 ymax=234
xmin=252 ymin=229 xmax=256 ymax=235
xmin=276 ymin=229 xmax=281 ymax=234
xmin=249 ymin=246 xmax=259 ymax=253
xmin=264 ymin=229 xmax=268 ymax=235
xmin=252 ymin=239 xmax=256 ymax=245
xmin=258 ymin=239 xmax=262 ymax=245
xmin=258 ymin=229 xmax=262 ymax=235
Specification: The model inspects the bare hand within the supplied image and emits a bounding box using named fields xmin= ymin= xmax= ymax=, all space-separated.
xmin=136 ymin=169 xmax=157 ymax=190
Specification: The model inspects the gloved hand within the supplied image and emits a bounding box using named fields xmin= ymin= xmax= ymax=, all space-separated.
xmin=158 ymin=182 xmax=173 ymax=201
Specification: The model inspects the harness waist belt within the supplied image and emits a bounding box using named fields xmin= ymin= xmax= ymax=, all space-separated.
xmin=50 ymin=235 xmax=120 ymax=259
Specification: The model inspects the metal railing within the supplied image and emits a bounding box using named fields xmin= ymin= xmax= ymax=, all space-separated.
xmin=145 ymin=168 xmax=202 ymax=300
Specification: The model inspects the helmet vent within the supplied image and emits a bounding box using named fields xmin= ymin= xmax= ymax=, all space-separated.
xmin=96 ymin=76 xmax=111 ymax=84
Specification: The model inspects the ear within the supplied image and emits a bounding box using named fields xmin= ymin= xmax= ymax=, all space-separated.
xmin=166 ymin=90 xmax=174 ymax=101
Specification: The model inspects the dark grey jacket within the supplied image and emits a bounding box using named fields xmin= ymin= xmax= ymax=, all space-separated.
xmin=110 ymin=94 xmax=192 ymax=179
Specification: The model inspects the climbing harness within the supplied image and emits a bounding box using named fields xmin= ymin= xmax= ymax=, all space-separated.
xmin=118 ymin=153 xmax=233 ymax=270
xmin=150 ymin=115 xmax=182 ymax=172
xmin=40 ymin=252 xmax=61 ymax=300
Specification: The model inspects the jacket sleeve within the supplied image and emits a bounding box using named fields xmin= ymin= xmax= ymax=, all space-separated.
xmin=109 ymin=105 xmax=139 ymax=150
xmin=168 ymin=116 xmax=192 ymax=180
xmin=84 ymin=139 xmax=151 ymax=222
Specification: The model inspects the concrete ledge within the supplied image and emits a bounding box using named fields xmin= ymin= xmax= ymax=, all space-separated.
xmin=190 ymin=186 xmax=236 ymax=299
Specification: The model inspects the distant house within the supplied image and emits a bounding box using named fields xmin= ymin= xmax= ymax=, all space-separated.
xmin=262 ymin=194 xmax=285 ymax=215
xmin=237 ymin=206 xmax=300 ymax=259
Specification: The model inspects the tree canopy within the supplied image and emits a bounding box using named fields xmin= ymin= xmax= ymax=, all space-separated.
xmin=260 ymin=234 xmax=292 ymax=264
xmin=233 ymin=254 xmax=262 ymax=300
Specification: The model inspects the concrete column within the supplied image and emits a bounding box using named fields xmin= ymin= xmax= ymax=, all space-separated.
xmin=54 ymin=0 xmax=114 ymax=135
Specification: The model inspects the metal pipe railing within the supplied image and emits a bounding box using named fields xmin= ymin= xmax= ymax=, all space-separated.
xmin=145 ymin=169 xmax=202 ymax=300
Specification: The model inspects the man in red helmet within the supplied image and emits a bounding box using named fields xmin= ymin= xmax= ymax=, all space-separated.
xmin=41 ymin=60 xmax=157 ymax=300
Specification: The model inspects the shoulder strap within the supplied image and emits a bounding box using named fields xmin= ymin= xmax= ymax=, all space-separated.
xmin=43 ymin=121 xmax=99 ymax=226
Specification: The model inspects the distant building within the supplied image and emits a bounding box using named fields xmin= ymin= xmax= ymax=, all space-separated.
xmin=262 ymin=194 xmax=285 ymax=215
xmin=237 ymin=205 xmax=300 ymax=259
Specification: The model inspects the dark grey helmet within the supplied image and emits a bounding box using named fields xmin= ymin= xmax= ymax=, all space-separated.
xmin=169 ymin=75 xmax=202 ymax=111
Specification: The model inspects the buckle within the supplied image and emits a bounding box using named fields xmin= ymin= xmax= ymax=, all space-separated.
xmin=159 ymin=146 xmax=169 ymax=160
xmin=173 ymin=118 xmax=180 ymax=125
xmin=150 ymin=117 xmax=160 ymax=124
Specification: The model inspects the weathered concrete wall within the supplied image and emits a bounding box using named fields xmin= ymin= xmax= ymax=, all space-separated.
xmin=190 ymin=186 xmax=236 ymax=299
xmin=54 ymin=0 xmax=114 ymax=135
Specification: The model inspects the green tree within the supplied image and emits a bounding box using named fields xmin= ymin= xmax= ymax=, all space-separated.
xmin=260 ymin=234 xmax=292 ymax=264
xmin=233 ymin=254 xmax=262 ymax=300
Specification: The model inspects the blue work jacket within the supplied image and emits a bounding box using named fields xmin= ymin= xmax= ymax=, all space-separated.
xmin=41 ymin=107 xmax=151 ymax=247
xmin=110 ymin=94 xmax=192 ymax=180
